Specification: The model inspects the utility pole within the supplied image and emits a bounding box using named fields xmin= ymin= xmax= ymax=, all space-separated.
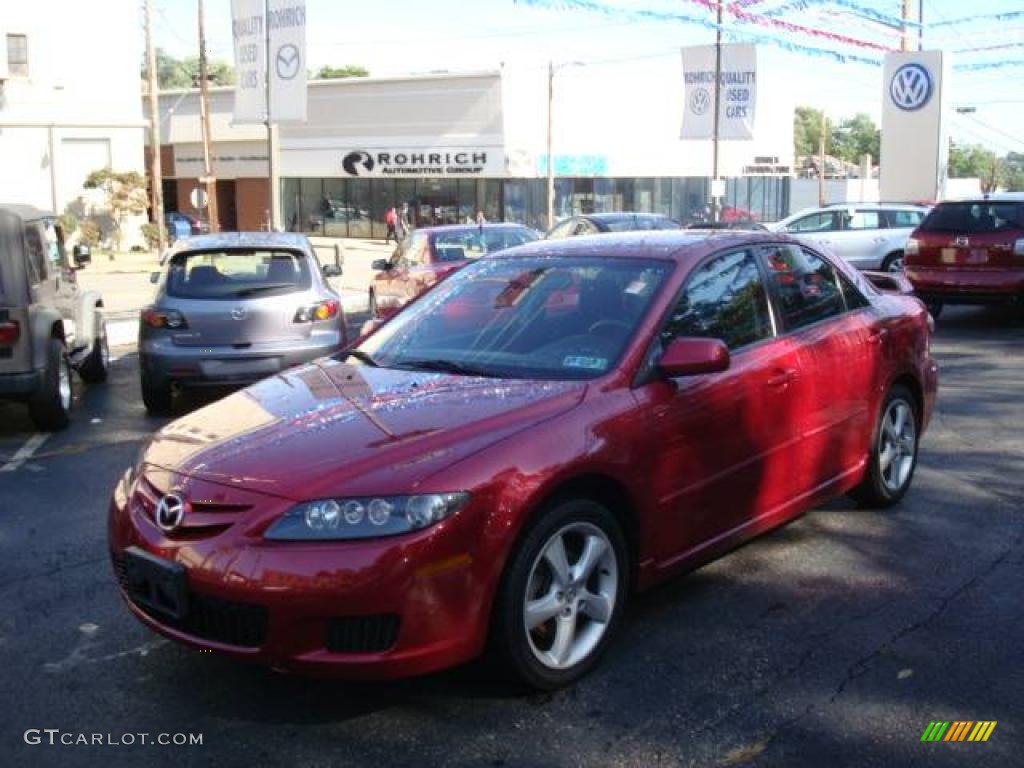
xmin=265 ymin=0 xmax=279 ymax=231
xmin=144 ymin=0 xmax=166 ymax=251
xmin=818 ymin=110 xmax=828 ymax=206
xmin=546 ymin=60 xmax=554 ymax=231
xmin=711 ymin=0 xmax=723 ymax=222
xmin=901 ymin=0 xmax=912 ymax=51
xmin=918 ymin=0 xmax=924 ymax=51
xmin=198 ymin=0 xmax=219 ymax=232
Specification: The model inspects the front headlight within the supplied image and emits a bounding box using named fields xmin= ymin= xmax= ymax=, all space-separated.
xmin=263 ymin=492 xmax=470 ymax=541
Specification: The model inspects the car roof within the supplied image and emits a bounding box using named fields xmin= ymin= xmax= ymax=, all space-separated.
xmin=584 ymin=212 xmax=673 ymax=222
xmin=486 ymin=229 xmax=794 ymax=266
xmin=937 ymin=192 xmax=1024 ymax=204
xmin=170 ymin=231 xmax=311 ymax=251
xmin=0 ymin=203 xmax=55 ymax=221
xmin=414 ymin=223 xmax=532 ymax=235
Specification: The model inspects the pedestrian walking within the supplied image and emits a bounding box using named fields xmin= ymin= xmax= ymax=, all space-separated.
xmin=385 ymin=206 xmax=398 ymax=244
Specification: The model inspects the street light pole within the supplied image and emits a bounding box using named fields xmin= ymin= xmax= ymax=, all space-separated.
xmin=144 ymin=0 xmax=166 ymax=251
xmin=711 ymin=0 xmax=723 ymax=223
xmin=546 ymin=60 xmax=554 ymax=231
xmin=198 ymin=0 xmax=219 ymax=232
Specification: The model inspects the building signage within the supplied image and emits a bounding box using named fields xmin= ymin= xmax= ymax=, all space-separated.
xmin=680 ymin=44 xmax=758 ymax=141
xmin=338 ymin=148 xmax=504 ymax=177
xmin=230 ymin=0 xmax=307 ymax=124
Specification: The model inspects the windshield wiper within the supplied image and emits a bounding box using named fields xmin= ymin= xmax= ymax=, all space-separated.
xmin=234 ymin=283 xmax=296 ymax=297
xmin=396 ymin=358 xmax=499 ymax=378
xmin=344 ymin=349 xmax=379 ymax=367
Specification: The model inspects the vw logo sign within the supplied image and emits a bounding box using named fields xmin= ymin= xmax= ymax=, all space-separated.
xmin=230 ymin=306 xmax=247 ymax=320
xmin=890 ymin=63 xmax=933 ymax=111
xmin=155 ymin=494 xmax=186 ymax=532
xmin=342 ymin=150 xmax=375 ymax=176
xmin=690 ymin=87 xmax=712 ymax=116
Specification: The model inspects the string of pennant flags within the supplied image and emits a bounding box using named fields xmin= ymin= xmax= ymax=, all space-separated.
xmin=515 ymin=0 xmax=1024 ymax=72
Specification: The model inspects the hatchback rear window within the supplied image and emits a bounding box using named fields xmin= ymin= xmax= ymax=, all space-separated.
xmin=919 ymin=202 xmax=1024 ymax=234
xmin=166 ymin=249 xmax=312 ymax=299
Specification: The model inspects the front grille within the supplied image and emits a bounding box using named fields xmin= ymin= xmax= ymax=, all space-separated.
xmin=112 ymin=551 xmax=268 ymax=648
xmin=326 ymin=614 xmax=401 ymax=654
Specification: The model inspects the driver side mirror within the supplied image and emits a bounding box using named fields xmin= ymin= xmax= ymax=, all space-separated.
xmin=371 ymin=258 xmax=393 ymax=271
xmin=657 ymin=338 xmax=730 ymax=377
xmin=72 ymin=244 xmax=92 ymax=268
xmin=321 ymin=263 xmax=342 ymax=278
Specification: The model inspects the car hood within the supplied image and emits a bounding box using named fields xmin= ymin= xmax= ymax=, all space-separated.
xmin=141 ymin=358 xmax=585 ymax=500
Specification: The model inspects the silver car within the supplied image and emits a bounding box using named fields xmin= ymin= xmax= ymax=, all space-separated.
xmin=139 ymin=232 xmax=345 ymax=414
xmin=767 ymin=203 xmax=929 ymax=272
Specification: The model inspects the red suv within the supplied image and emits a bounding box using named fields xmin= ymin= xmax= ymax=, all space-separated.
xmin=904 ymin=194 xmax=1024 ymax=318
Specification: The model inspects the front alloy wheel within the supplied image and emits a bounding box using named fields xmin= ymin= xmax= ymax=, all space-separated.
xmin=851 ymin=384 xmax=920 ymax=507
xmin=493 ymin=498 xmax=627 ymax=690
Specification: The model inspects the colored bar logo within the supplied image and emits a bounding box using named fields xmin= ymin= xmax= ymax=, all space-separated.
xmin=921 ymin=721 xmax=997 ymax=742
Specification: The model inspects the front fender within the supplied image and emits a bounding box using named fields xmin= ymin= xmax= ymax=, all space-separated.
xmin=30 ymin=307 xmax=65 ymax=370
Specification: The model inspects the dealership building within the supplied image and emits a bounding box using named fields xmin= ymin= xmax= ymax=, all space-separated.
xmin=152 ymin=59 xmax=794 ymax=237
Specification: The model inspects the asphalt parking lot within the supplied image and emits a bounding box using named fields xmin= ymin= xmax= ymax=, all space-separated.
xmin=0 ymin=306 xmax=1021 ymax=768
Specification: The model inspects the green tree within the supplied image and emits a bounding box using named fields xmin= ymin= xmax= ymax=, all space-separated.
xmin=1003 ymin=152 xmax=1024 ymax=192
xmin=83 ymin=169 xmax=149 ymax=253
xmin=948 ymin=142 xmax=996 ymax=178
xmin=831 ymin=113 xmax=880 ymax=165
xmin=794 ymin=105 xmax=835 ymax=159
xmin=147 ymin=47 xmax=234 ymax=89
xmin=315 ymin=64 xmax=369 ymax=79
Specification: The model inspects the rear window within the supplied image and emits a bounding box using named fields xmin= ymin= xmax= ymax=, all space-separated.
xmin=166 ymin=249 xmax=312 ymax=300
xmin=919 ymin=202 xmax=1024 ymax=234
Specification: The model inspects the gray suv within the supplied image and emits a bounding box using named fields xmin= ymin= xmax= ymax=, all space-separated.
xmin=0 ymin=204 xmax=108 ymax=430
xmin=140 ymin=232 xmax=346 ymax=414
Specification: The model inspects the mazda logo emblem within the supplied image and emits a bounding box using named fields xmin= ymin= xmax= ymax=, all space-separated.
xmin=690 ymin=87 xmax=712 ymax=116
xmin=890 ymin=63 xmax=933 ymax=112
xmin=342 ymin=151 xmax=375 ymax=176
xmin=155 ymin=494 xmax=186 ymax=532
xmin=275 ymin=43 xmax=301 ymax=81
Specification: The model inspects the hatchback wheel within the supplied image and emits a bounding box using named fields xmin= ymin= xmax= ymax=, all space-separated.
xmin=141 ymin=375 xmax=173 ymax=416
xmin=924 ymin=300 xmax=944 ymax=320
xmin=492 ymin=498 xmax=627 ymax=690
xmin=851 ymin=385 xmax=919 ymax=508
xmin=882 ymin=252 xmax=904 ymax=273
xmin=78 ymin=318 xmax=109 ymax=383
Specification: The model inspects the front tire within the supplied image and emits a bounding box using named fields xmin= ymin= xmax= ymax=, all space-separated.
xmin=29 ymin=338 xmax=72 ymax=431
xmin=924 ymin=299 xmax=944 ymax=320
xmin=491 ymin=498 xmax=628 ymax=690
xmin=881 ymin=252 xmax=904 ymax=273
xmin=141 ymin=374 xmax=173 ymax=416
xmin=78 ymin=318 xmax=109 ymax=383
xmin=851 ymin=384 xmax=920 ymax=508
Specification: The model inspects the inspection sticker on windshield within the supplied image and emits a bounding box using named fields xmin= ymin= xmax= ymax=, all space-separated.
xmin=625 ymin=279 xmax=649 ymax=295
xmin=563 ymin=355 xmax=607 ymax=370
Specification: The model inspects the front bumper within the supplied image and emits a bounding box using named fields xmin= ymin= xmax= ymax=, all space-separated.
xmin=107 ymin=470 xmax=495 ymax=679
xmin=139 ymin=330 xmax=344 ymax=387
xmin=906 ymin=266 xmax=1024 ymax=304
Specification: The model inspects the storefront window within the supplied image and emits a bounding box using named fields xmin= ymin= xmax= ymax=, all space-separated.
xmin=371 ymin=179 xmax=396 ymax=239
xmin=481 ymin=180 xmax=502 ymax=223
xmin=653 ymin=178 xmax=673 ymax=217
xmin=299 ymin=178 xmax=325 ymax=235
xmin=347 ymin=180 xmax=373 ymax=238
xmin=632 ymin=178 xmax=654 ymax=213
xmin=283 ymin=178 xmax=302 ymax=233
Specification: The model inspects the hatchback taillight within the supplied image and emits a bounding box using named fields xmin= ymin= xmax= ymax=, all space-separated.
xmin=294 ymin=300 xmax=339 ymax=323
xmin=1015 ymin=239 xmax=1024 ymax=256
xmin=0 ymin=320 xmax=19 ymax=346
xmin=141 ymin=306 xmax=188 ymax=329
xmin=905 ymin=237 xmax=919 ymax=256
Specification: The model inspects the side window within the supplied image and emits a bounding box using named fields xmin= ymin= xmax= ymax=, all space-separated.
xmin=661 ymin=250 xmax=773 ymax=350
xmin=837 ymin=271 xmax=871 ymax=310
xmin=885 ymin=209 xmax=924 ymax=228
xmin=574 ymin=220 xmax=599 ymax=236
xmin=844 ymin=210 xmax=882 ymax=230
xmin=786 ymin=212 xmax=837 ymax=233
xmin=762 ymin=245 xmax=845 ymax=330
xmin=24 ymin=225 xmax=48 ymax=285
xmin=43 ymin=220 xmax=65 ymax=272
xmin=546 ymin=219 xmax=576 ymax=240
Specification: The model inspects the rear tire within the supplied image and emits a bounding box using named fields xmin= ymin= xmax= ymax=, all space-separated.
xmin=881 ymin=252 xmax=904 ymax=273
xmin=490 ymin=498 xmax=628 ymax=690
xmin=141 ymin=375 xmax=173 ymax=416
xmin=851 ymin=384 xmax=920 ymax=508
xmin=28 ymin=338 xmax=72 ymax=431
xmin=924 ymin=300 xmax=944 ymax=320
xmin=78 ymin=318 xmax=109 ymax=383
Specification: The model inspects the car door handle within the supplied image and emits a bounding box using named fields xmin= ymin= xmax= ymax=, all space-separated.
xmin=766 ymin=368 xmax=797 ymax=388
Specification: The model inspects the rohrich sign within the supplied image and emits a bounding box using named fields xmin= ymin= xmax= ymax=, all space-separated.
xmin=337 ymin=148 xmax=505 ymax=177
xmin=879 ymin=51 xmax=949 ymax=202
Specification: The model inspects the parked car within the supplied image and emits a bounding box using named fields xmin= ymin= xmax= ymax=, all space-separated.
xmin=110 ymin=230 xmax=936 ymax=689
xmin=685 ymin=220 xmax=767 ymax=231
xmin=138 ymin=232 xmax=345 ymax=414
xmin=369 ymin=223 xmax=539 ymax=318
xmin=165 ymin=212 xmax=206 ymax=241
xmin=545 ymin=212 xmax=681 ymax=239
xmin=767 ymin=203 xmax=929 ymax=272
xmin=904 ymin=194 xmax=1024 ymax=319
xmin=0 ymin=204 xmax=108 ymax=429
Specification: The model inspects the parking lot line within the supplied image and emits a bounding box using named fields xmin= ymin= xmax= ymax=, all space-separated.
xmin=0 ymin=433 xmax=50 ymax=473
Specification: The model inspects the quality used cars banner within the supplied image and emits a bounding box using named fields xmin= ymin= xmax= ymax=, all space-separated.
xmin=231 ymin=0 xmax=307 ymax=123
xmin=680 ymin=44 xmax=757 ymax=140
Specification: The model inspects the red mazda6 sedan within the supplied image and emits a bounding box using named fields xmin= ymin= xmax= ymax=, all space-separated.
xmin=109 ymin=231 xmax=938 ymax=689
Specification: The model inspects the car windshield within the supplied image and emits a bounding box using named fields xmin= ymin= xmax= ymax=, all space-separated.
xmin=166 ymin=249 xmax=312 ymax=300
xmin=433 ymin=228 xmax=538 ymax=261
xmin=356 ymin=255 xmax=672 ymax=380
xmin=919 ymin=202 xmax=1024 ymax=234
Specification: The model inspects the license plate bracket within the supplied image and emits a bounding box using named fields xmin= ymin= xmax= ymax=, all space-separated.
xmin=123 ymin=546 xmax=188 ymax=620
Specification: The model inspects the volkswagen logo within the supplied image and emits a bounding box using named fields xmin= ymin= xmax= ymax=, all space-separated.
xmin=155 ymin=494 xmax=186 ymax=532
xmin=342 ymin=150 xmax=375 ymax=176
xmin=230 ymin=307 xmax=247 ymax=320
xmin=690 ymin=87 xmax=712 ymax=116
xmin=890 ymin=63 xmax=933 ymax=111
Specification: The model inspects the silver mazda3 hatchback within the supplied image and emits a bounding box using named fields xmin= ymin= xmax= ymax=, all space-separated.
xmin=139 ymin=232 xmax=346 ymax=413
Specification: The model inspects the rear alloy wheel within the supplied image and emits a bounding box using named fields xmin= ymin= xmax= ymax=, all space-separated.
xmin=78 ymin=318 xmax=109 ymax=383
xmin=141 ymin=375 xmax=173 ymax=416
xmin=493 ymin=499 xmax=627 ymax=690
xmin=28 ymin=338 xmax=72 ymax=431
xmin=851 ymin=385 xmax=919 ymax=508
xmin=882 ymin=252 xmax=904 ymax=273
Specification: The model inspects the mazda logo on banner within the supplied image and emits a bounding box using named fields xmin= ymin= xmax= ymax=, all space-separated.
xmin=890 ymin=63 xmax=933 ymax=111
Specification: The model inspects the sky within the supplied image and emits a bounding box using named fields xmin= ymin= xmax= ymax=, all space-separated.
xmin=150 ymin=0 xmax=1024 ymax=156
